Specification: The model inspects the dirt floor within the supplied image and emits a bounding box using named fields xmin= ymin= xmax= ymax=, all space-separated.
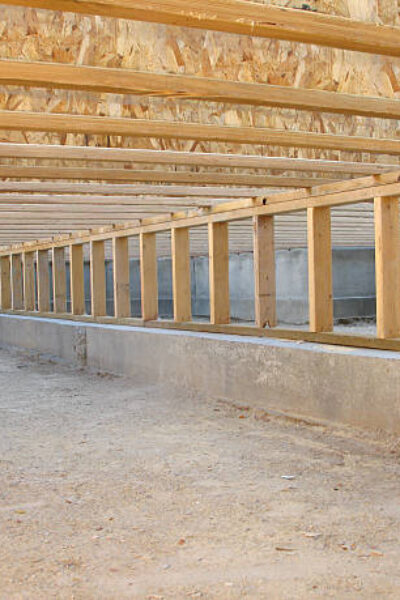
xmin=1 ymin=347 xmax=400 ymax=599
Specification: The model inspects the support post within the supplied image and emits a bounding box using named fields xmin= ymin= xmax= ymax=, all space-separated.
xmin=90 ymin=240 xmax=106 ymax=317
xmin=171 ymin=227 xmax=192 ymax=322
xmin=70 ymin=243 xmax=85 ymax=316
xmin=113 ymin=236 xmax=130 ymax=318
xmin=140 ymin=232 xmax=158 ymax=321
xmin=374 ymin=196 xmax=400 ymax=339
xmin=11 ymin=254 xmax=23 ymax=310
xmin=0 ymin=255 xmax=11 ymax=310
xmin=52 ymin=246 xmax=66 ymax=313
xmin=208 ymin=221 xmax=230 ymax=325
xmin=37 ymin=249 xmax=50 ymax=312
xmin=307 ymin=206 xmax=333 ymax=333
xmin=253 ymin=215 xmax=276 ymax=328
xmin=23 ymin=251 xmax=35 ymax=311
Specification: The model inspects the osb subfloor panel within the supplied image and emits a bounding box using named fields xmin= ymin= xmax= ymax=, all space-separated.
xmin=1 ymin=348 xmax=400 ymax=599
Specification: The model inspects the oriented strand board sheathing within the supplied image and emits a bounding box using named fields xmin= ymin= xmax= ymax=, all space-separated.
xmin=0 ymin=1 xmax=399 ymax=167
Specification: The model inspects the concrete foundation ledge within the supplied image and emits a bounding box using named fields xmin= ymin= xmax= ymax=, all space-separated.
xmin=0 ymin=313 xmax=400 ymax=434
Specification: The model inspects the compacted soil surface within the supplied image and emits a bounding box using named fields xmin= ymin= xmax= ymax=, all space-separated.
xmin=0 ymin=346 xmax=400 ymax=599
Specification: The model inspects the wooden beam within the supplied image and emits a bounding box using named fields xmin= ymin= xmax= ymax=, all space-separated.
xmin=0 ymin=164 xmax=335 ymax=187
xmin=253 ymin=215 xmax=276 ymax=328
xmin=140 ymin=232 xmax=158 ymax=321
xmin=0 ymin=111 xmax=400 ymax=155
xmin=2 ymin=170 xmax=400 ymax=256
xmin=0 ymin=195 xmax=213 ymax=207
xmin=3 ymin=60 xmax=400 ymax=120
xmin=90 ymin=240 xmax=107 ymax=317
xmin=36 ymin=249 xmax=50 ymax=312
xmin=2 ymin=0 xmax=400 ymax=56
xmin=70 ymin=243 xmax=85 ymax=315
xmin=0 ymin=255 xmax=11 ymax=309
xmin=0 ymin=182 xmax=313 ymax=197
xmin=113 ymin=236 xmax=130 ymax=318
xmin=374 ymin=196 xmax=400 ymax=339
xmin=307 ymin=206 xmax=333 ymax=333
xmin=11 ymin=253 xmax=23 ymax=310
xmin=0 ymin=143 xmax=393 ymax=175
xmin=23 ymin=251 xmax=35 ymax=311
xmin=171 ymin=227 xmax=191 ymax=322
xmin=52 ymin=246 xmax=66 ymax=313
xmin=209 ymin=222 xmax=230 ymax=325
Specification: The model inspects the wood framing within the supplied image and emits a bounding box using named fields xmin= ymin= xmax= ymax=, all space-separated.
xmin=374 ymin=196 xmax=400 ymax=339
xmin=1 ymin=111 xmax=400 ymax=155
xmin=70 ymin=243 xmax=85 ymax=315
xmin=0 ymin=255 xmax=11 ymax=310
xmin=171 ymin=227 xmax=192 ymax=322
xmin=0 ymin=165 xmax=334 ymax=187
xmin=90 ymin=240 xmax=107 ymax=317
xmin=3 ymin=60 xmax=400 ymax=120
xmin=209 ymin=222 xmax=230 ymax=325
xmin=140 ymin=232 xmax=158 ymax=321
xmin=307 ymin=206 xmax=333 ymax=333
xmin=0 ymin=144 xmax=393 ymax=175
xmin=52 ymin=246 xmax=66 ymax=313
xmin=113 ymin=236 xmax=130 ymax=318
xmin=36 ymin=249 xmax=50 ymax=312
xmin=2 ymin=0 xmax=400 ymax=56
xmin=23 ymin=251 xmax=35 ymax=311
xmin=11 ymin=253 xmax=23 ymax=310
xmin=253 ymin=215 xmax=276 ymax=328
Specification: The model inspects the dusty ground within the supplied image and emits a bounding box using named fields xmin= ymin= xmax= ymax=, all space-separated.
xmin=1 ymin=347 xmax=400 ymax=599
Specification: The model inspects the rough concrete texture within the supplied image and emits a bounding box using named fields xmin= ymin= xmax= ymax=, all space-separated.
xmin=1 ymin=314 xmax=400 ymax=434
xmin=1 ymin=346 xmax=400 ymax=599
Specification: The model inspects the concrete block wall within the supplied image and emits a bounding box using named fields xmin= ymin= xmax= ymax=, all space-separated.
xmin=59 ymin=247 xmax=375 ymax=325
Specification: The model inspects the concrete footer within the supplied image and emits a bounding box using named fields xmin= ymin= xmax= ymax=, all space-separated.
xmin=0 ymin=313 xmax=399 ymax=434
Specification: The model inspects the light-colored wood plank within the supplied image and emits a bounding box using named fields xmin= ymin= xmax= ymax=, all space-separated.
xmin=0 ymin=111 xmax=400 ymax=155
xmin=253 ymin=215 xmax=276 ymax=328
xmin=209 ymin=222 xmax=230 ymax=325
xmin=0 ymin=143 xmax=394 ymax=174
xmin=2 ymin=60 xmax=400 ymax=120
xmin=140 ymin=232 xmax=158 ymax=321
xmin=171 ymin=227 xmax=191 ymax=322
xmin=70 ymin=243 xmax=85 ymax=315
xmin=2 ymin=170 xmax=400 ymax=256
xmin=36 ymin=249 xmax=50 ymax=312
xmin=11 ymin=253 xmax=23 ymax=310
xmin=1 ymin=0 xmax=400 ymax=56
xmin=0 ymin=255 xmax=11 ymax=309
xmin=0 ymin=164 xmax=335 ymax=187
xmin=52 ymin=246 xmax=66 ymax=313
xmin=113 ymin=236 xmax=130 ymax=318
xmin=307 ymin=206 xmax=333 ymax=333
xmin=90 ymin=240 xmax=107 ymax=317
xmin=374 ymin=196 xmax=400 ymax=339
xmin=23 ymin=251 xmax=35 ymax=311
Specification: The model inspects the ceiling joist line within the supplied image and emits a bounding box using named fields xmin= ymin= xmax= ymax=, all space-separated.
xmin=0 ymin=0 xmax=400 ymax=245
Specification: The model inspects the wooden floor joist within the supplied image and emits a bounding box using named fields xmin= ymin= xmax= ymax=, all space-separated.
xmin=2 ymin=0 xmax=400 ymax=56
xmin=3 ymin=60 xmax=400 ymax=120
xmin=1 ymin=111 xmax=400 ymax=155
xmin=0 ymin=165 xmax=335 ymax=187
xmin=0 ymin=144 xmax=394 ymax=175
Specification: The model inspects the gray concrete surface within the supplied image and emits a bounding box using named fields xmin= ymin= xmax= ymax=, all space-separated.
xmin=0 ymin=314 xmax=399 ymax=434
xmin=57 ymin=247 xmax=376 ymax=325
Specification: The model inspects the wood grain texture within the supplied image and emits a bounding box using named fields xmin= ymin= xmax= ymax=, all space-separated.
xmin=307 ymin=206 xmax=333 ymax=333
xmin=140 ymin=232 xmax=158 ymax=321
xmin=253 ymin=215 xmax=276 ymax=328
xmin=0 ymin=255 xmax=11 ymax=310
xmin=113 ymin=236 xmax=131 ymax=318
xmin=90 ymin=240 xmax=107 ymax=317
xmin=52 ymin=246 xmax=66 ymax=313
xmin=209 ymin=221 xmax=230 ymax=325
xmin=70 ymin=243 xmax=85 ymax=315
xmin=23 ymin=251 xmax=35 ymax=311
xmin=171 ymin=227 xmax=191 ymax=322
xmin=374 ymin=196 xmax=400 ymax=338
